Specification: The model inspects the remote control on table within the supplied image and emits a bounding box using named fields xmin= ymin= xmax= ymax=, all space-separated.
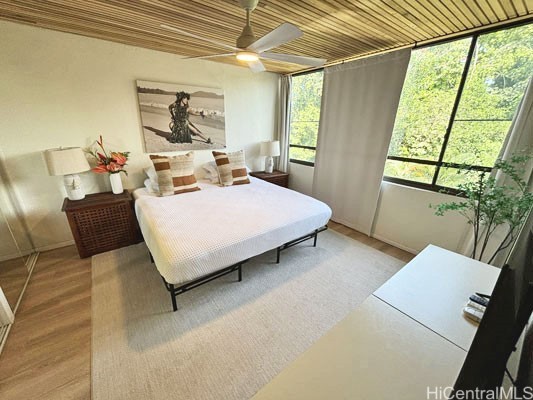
xmin=463 ymin=306 xmax=484 ymax=323
xmin=466 ymin=300 xmax=486 ymax=312
xmin=469 ymin=294 xmax=489 ymax=307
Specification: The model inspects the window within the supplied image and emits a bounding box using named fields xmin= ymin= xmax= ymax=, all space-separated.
xmin=385 ymin=23 xmax=532 ymax=191
xmin=289 ymin=71 xmax=324 ymax=166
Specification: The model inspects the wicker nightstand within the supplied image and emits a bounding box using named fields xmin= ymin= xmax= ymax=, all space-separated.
xmin=62 ymin=191 xmax=142 ymax=258
xmin=249 ymin=170 xmax=290 ymax=188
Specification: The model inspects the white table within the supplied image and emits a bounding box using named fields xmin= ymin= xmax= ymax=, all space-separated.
xmin=252 ymin=296 xmax=466 ymax=400
xmin=252 ymin=245 xmax=500 ymax=399
xmin=374 ymin=245 xmax=500 ymax=351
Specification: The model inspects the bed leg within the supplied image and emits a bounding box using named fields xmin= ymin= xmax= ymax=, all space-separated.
xmin=149 ymin=252 xmax=154 ymax=264
xmin=238 ymin=264 xmax=242 ymax=282
xmin=276 ymin=247 xmax=281 ymax=264
xmin=313 ymin=229 xmax=318 ymax=247
xmin=169 ymin=284 xmax=178 ymax=312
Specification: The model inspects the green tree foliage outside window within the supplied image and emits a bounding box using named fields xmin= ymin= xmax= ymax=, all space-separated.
xmin=432 ymin=154 xmax=533 ymax=263
xmin=289 ymin=71 xmax=324 ymax=164
xmin=385 ymin=23 xmax=533 ymax=190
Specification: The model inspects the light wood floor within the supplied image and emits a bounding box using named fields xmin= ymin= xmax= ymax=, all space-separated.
xmin=0 ymin=246 xmax=91 ymax=400
xmin=0 ymin=257 xmax=29 ymax=310
xmin=328 ymin=221 xmax=414 ymax=263
xmin=0 ymin=222 xmax=413 ymax=399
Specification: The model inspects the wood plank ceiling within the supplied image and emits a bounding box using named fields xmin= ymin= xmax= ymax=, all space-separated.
xmin=0 ymin=0 xmax=532 ymax=74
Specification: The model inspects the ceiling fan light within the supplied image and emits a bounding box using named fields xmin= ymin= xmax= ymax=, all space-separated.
xmin=236 ymin=51 xmax=259 ymax=62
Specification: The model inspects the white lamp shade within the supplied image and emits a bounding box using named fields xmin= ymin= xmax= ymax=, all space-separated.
xmin=44 ymin=147 xmax=90 ymax=176
xmin=260 ymin=141 xmax=281 ymax=157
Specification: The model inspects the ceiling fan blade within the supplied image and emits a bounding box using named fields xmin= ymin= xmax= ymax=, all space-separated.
xmin=160 ymin=24 xmax=239 ymax=52
xmin=246 ymin=59 xmax=266 ymax=73
xmin=184 ymin=53 xmax=236 ymax=60
xmin=247 ymin=23 xmax=302 ymax=53
xmin=260 ymin=52 xmax=327 ymax=67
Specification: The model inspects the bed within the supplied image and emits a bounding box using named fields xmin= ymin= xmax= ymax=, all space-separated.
xmin=133 ymin=177 xmax=332 ymax=311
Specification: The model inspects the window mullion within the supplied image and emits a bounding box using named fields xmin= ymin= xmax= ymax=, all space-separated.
xmin=289 ymin=144 xmax=317 ymax=151
xmin=431 ymin=35 xmax=479 ymax=186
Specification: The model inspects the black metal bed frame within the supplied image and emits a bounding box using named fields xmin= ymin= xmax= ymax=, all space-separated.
xmin=276 ymin=226 xmax=328 ymax=264
xmin=153 ymin=225 xmax=328 ymax=311
xmin=160 ymin=261 xmax=246 ymax=311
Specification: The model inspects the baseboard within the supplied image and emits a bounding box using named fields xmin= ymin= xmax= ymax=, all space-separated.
xmin=370 ymin=233 xmax=419 ymax=255
xmin=330 ymin=218 xmax=419 ymax=255
xmin=33 ymin=240 xmax=75 ymax=253
xmin=0 ymin=252 xmax=27 ymax=263
xmin=329 ymin=218 xmax=367 ymax=235
xmin=0 ymin=240 xmax=72 ymax=263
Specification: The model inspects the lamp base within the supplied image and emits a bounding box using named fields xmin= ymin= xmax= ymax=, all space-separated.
xmin=264 ymin=156 xmax=274 ymax=174
xmin=64 ymin=174 xmax=85 ymax=200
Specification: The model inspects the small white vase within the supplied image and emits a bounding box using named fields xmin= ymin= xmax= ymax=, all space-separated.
xmin=109 ymin=173 xmax=123 ymax=194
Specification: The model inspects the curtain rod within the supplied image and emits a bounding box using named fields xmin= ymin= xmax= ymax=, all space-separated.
xmin=287 ymin=15 xmax=533 ymax=77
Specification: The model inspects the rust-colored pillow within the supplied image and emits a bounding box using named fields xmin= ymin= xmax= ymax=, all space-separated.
xmin=212 ymin=150 xmax=250 ymax=186
xmin=149 ymin=152 xmax=200 ymax=196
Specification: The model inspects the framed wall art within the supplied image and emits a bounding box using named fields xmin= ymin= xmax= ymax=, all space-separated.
xmin=136 ymin=80 xmax=226 ymax=152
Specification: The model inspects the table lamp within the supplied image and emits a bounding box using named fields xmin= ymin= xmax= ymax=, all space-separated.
xmin=260 ymin=140 xmax=280 ymax=174
xmin=44 ymin=147 xmax=91 ymax=200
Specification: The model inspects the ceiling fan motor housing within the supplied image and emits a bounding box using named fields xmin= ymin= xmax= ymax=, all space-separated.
xmin=238 ymin=0 xmax=259 ymax=11
xmin=237 ymin=24 xmax=256 ymax=48
xmin=161 ymin=0 xmax=325 ymax=71
xmin=236 ymin=0 xmax=259 ymax=49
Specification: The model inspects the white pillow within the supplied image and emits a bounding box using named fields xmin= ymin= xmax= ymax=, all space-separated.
xmin=143 ymin=178 xmax=158 ymax=194
xmin=144 ymin=166 xmax=157 ymax=182
xmin=206 ymin=174 xmax=219 ymax=184
xmin=143 ymin=167 xmax=160 ymax=192
xmin=202 ymin=161 xmax=220 ymax=183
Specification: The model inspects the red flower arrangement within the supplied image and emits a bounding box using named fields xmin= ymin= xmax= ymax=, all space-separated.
xmin=87 ymin=135 xmax=130 ymax=175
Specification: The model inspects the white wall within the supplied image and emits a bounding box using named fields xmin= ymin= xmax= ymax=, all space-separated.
xmin=0 ymin=21 xmax=279 ymax=252
xmin=289 ymin=164 xmax=470 ymax=254
xmin=372 ymin=182 xmax=470 ymax=254
xmin=288 ymin=162 xmax=314 ymax=196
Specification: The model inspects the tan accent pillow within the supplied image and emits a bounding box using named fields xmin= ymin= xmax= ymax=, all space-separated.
xmin=149 ymin=152 xmax=200 ymax=196
xmin=212 ymin=150 xmax=250 ymax=186
xmin=212 ymin=151 xmax=233 ymax=186
xmin=228 ymin=150 xmax=250 ymax=185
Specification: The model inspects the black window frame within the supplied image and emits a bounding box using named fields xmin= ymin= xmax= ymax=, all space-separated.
xmin=384 ymin=21 xmax=531 ymax=193
xmin=288 ymin=69 xmax=324 ymax=167
xmin=289 ymin=144 xmax=317 ymax=167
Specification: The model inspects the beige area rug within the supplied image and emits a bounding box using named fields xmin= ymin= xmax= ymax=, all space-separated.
xmin=92 ymin=230 xmax=405 ymax=400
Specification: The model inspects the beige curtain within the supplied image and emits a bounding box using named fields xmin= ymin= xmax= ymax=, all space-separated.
xmin=494 ymin=77 xmax=533 ymax=184
xmin=488 ymin=77 xmax=533 ymax=266
xmin=312 ymin=49 xmax=411 ymax=235
xmin=276 ymin=75 xmax=292 ymax=173
xmin=460 ymin=77 xmax=533 ymax=265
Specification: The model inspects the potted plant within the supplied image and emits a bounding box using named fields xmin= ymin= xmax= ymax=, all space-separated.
xmin=432 ymin=153 xmax=533 ymax=264
xmin=87 ymin=135 xmax=130 ymax=194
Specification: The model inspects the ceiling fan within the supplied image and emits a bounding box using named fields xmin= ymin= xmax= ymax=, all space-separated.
xmin=160 ymin=0 xmax=326 ymax=72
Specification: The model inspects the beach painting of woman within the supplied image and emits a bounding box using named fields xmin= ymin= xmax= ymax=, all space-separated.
xmin=136 ymin=80 xmax=226 ymax=152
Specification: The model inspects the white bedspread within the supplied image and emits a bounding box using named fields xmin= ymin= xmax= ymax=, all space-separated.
xmin=134 ymin=177 xmax=332 ymax=285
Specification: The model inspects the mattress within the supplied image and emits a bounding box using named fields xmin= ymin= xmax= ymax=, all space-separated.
xmin=133 ymin=177 xmax=332 ymax=285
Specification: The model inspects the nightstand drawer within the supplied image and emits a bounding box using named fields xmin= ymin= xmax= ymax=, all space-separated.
xmin=249 ymin=170 xmax=290 ymax=188
xmin=266 ymin=175 xmax=289 ymax=187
